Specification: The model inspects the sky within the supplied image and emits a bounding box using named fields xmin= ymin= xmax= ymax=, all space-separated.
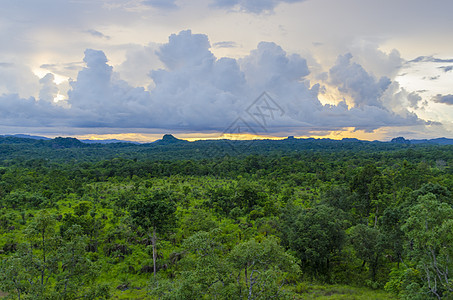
xmin=1 ymin=0 xmax=453 ymax=142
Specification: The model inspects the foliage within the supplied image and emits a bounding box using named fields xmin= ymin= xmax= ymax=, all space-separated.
xmin=3 ymin=136 xmax=453 ymax=298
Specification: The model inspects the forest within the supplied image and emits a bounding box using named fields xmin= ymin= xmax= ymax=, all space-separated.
xmin=1 ymin=135 xmax=453 ymax=299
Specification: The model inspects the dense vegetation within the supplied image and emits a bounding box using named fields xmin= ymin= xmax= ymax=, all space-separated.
xmin=1 ymin=135 xmax=453 ymax=299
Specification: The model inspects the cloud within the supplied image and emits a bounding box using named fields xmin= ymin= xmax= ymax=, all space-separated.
xmin=410 ymin=56 xmax=453 ymax=63
xmin=149 ymin=30 xmax=247 ymax=129
xmin=40 ymin=62 xmax=84 ymax=79
xmin=240 ymin=41 xmax=309 ymax=91
xmin=348 ymin=42 xmax=403 ymax=79
xmin=86 ymin=29 xmax=110 ymax=39
xmin=432 ymin=94 xmax=453 ymax=105
xmin=0 ymin=30 xmax=426 ymax=135
xmin=39 ymin=73 xmax=58 ymax=103
xmin=0 ymin=62 xmax=40 ymax=98
xmin=407 ymin=92 xmax=423 ymax=109
xmin=0 ymin=94 xmax=69 ymax=127
xmin=329 ymin=53 xmax=391 ymax=108
xmin=440 ymin=66 xmax=453 ymax=72
xmin=211 ymin=0 xmax=306 ymax=13
xmin=116 ymin=43 xmax=163 ymax=89
xmin=141 ymin=0 xmax=178 ymax=9
xmin=67 ymin=49 xmax=153 ymax=128
xmin=156 ymin=30 xmax=215 ymax=70
xmin=213 ymin=41 xmax=239 ymax=48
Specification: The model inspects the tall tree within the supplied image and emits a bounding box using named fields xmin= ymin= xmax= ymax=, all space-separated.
xmin=129 ymin=190 xmax=176 ymax=278
xmin=281 ymin=204 xmax=345 ymax=280
xmin=228 ymin=237 xmax=300 ymax=299
xmin=402 ymin=193 xmax=453 ymax=299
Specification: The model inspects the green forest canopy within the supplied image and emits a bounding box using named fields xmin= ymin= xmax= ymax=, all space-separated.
xmin=1 ymin=135 xmax=453 ymax=299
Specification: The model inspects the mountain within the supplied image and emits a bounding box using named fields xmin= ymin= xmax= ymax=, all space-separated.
xmin=410 ymin=137 xmax=453 ymax=145
xmin=152 ymin=134 xmax=189 ymax=145
xmin=391 ymin=137 xmax=411 ymax=144
xmin=80 ymin=139 xmax=141 ymax=144
xmin=2 ymin=134 xmax=50 ymax=140
xmin=391 ymin=137 xmax=453 ymax=145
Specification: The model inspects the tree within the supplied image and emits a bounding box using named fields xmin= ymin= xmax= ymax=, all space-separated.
xmin=350 ymin=164 xmax=381 ymax=221
xmin=349 ymin=224 xmax=384 ymax=281
xmin=281 ymin=204 xmax=345 ymax=279
xmin=0 ymin=255 xmax=29 ymax=300
xmin=151 ymin=232 xmax=299 ymax=300
xmin=228 ymin=237 xmax=300 ymax=299
xmin=402 ymin=193 xmax=453 ymax=299
xmin=0 ymin=212 xmax=102 ymax=299
xmin=23 ymin=210 xmax=59 ymax=298
xmin=54 ymin=225 xmax=99 ymax=299
xmin=0 ymin=210 xmax=58 ymax=299
xmin=129 ymin=190 xmax=176 ymax=278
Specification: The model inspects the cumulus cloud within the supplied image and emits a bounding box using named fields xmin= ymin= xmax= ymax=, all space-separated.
xmin=348 ymin=42 xmax=403 ymax=79
xmin=156 ymin=30 xmax=215 ymax=70
xmin=0 ymin=30 xmax=426 ymax=135
xmin=67 ymin=49 xmax=152 ymax=128
xmin=329 ymin=53 xmax=391 ymax=108
xmin=0 ymin=62 xmax=40 ymax=98
xmin=0 ymin=93 xmax=69 ymax=127
xmin=39 ymin=73 xmax=59 ymax=103
xmin=149 ymin=30 xmax=246 ymax=129
xmin=240 ymin=41 xmax=309 ymax=91
xmin=408 ymin=92 xmax=423 ymax=109
xmin=211 ymin=0 xmax=306 ymax=13
xmin=432 ymin=94 xmax=453 ymax=105
xmin=116 ymin=43 xmax=163 ymax=89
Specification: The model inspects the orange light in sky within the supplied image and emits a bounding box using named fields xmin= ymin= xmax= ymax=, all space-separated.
xmin=74 ymin=127 xmax=392 ymax=143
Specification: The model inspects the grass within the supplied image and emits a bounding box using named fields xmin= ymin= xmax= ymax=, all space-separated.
xmin=293 ymin=283 xmax=396 ymax=299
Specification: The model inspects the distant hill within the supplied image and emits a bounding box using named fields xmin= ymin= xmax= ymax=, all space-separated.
xmin=410 ymin=137 xmax=453 ymax=145
xmin=152 ymin=134 xmax=189 ymax=145
xmin=391 ymin=136 xmax=453 ymax=145
xmin=2 ymin=134 xmax=51 ymax=140
xmin=1 ymin=134 xmax=453 ymax=163
xmin=80 ymin=139 xmax=141 ymax=145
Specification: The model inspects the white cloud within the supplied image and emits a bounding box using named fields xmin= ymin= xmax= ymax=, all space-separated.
xmin=0 ymin=62 xmax=40 ymax=98
xmin=39 ymin=73 xmax=59 ymax=103
xmin=116 ymin=43 xmax=162 ymax=89
xmin=0 ymin=30 xmax=437 ymax=137
xmin=329 ymin=53 xmax=391 ymax=108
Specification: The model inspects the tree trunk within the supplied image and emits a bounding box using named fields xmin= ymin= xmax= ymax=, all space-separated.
xmin=152 ymin=226 xmax=157 ymax=278
xmin=41 ymin=228 xmax=46 ymax=289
